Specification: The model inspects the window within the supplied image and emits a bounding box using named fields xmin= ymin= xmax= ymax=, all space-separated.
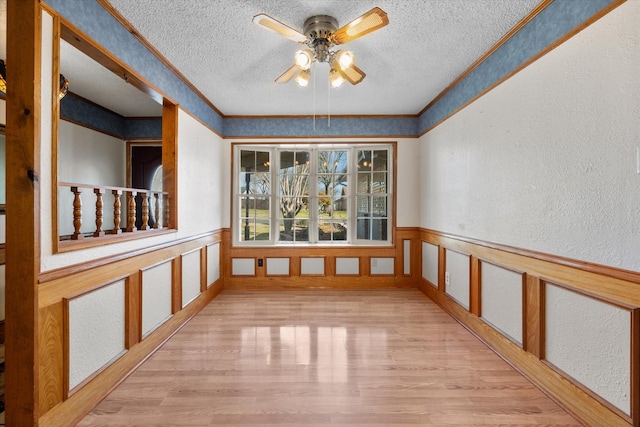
xmin=234 ymin=144 xmax=393 ymax=245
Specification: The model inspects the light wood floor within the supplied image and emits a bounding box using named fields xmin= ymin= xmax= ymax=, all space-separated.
xmin=78 ymin=289 xmax=582 ymax=426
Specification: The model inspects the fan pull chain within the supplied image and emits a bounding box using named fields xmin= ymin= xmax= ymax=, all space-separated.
xmin=328 ymin=75 xmax=331 ymax=128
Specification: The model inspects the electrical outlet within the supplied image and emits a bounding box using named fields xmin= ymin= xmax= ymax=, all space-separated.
xmin=258 ymin=258 xmax=263 ymax=267
xmin=445 ymin=272 xmax=451 ymax=288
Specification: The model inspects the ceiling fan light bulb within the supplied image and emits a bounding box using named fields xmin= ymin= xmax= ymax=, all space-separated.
xmin=336 ymin=50 xmax=354 ymax=70
xmin=295 ymin=70 xmax=311 ymax=87
xmin=329 ymin=68 xmax=345 ymax=88
xmin=294 ymin=49 xmax=313 ymax=70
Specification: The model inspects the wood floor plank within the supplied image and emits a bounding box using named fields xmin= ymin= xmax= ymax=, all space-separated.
xmin=77 ymin=290 xmax=582 ymax=426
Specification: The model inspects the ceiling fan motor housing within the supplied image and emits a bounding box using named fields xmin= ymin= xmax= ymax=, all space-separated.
xmin=303 ymin=15 xmax=338 ymax=62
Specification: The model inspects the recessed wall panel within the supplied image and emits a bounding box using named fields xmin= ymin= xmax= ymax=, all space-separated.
xmin=232 ymin=258 xmax=255 ymax=276
xmin=445 ymin=250 xmax=470 ymax=309
xmin=68 ymin=280 xmax=125 ymax=391
xmin=371 ymin=257 xmax=394 ymax=275
xmin=142 ymin=261 xmax=172 ymax=337
xmin=267 ymin=258 xmax=289 ymax=276
xmin=403 ymin=240 xmax=411 ymax=275
xmin=336 ymin=257 xmax=359 ymax=275
xmin=422 ymin=242 xmax=439 ymax=287
xmin=182 ymin=250 xmax=201 ymax=307
xmin=545 ymin=283 xmax=631 ymax=415
xmin=206 ymin=243 xmax=220 ymax=287
xmin=301 ymin=258 xmax=324 ymax=275
xmin=481 ymin=262 xmax=523 ymax=344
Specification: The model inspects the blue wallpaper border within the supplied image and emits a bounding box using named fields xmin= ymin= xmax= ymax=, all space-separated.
xmin=47 ymin=0 xmax=618 ymax=139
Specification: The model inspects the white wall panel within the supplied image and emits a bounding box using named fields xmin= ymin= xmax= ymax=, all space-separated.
xmin=336 ymin=257 xmax=359 ymax=275
xmin=206 ymin=243 xmax=220 ymax=287
xmin=421 ymin=242 xmax=439 ymax=287
xmin=370 ymin=257 xmax=394 ymax=275
xmin=480 ymin=262 xmax=523 ymax=344
xmin=403 ymin=240 xmax=411 ymax=275
xmin=232 ymin=258 xmax=255 ymax=276
xmin=445 ymin=250 xmax=470 ymax=309
xmin=545 ymin=284 xmax=631 ymax=415
xmin=267 ymin=258 xmax=289 ymax=275
xmin=301 ymin=258 xmax=324 ymax=275
xmin=181 ymin=250 xmax=201 ymax=307
xmin=68 ymin=280 xmax=125 ymax=390
xmin=419 ymin=1 xmax=640 ymax=272
xmin=142 ymin=261 xmax=172 ymax=337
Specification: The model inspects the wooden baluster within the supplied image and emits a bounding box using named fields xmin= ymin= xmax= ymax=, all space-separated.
xmin=164 ymin=194 xmax=170 ymax=229
xmin=126 ymin=191 xmax=137 ymax=232
xmin=70 ymin=186 xmax=84 ymax=240
xmin=111 ymin=189 xmax=122 ymax=234
xmin=93 ymin=188 xmax=105 ymax=237
xmin=140 ymin=191 xmax=149 ymax=230
xmin=153 ymin=193 xmax=160 ymax=229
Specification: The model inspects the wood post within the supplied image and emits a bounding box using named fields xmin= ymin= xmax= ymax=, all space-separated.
xmin=93 ymin=188 xmax=105 ymax=237
xmin=112 ymin=189 xmax=122 ymax=234
xmin=71 ymin=186 xmax=83 ymax=240
xmin=126 ymin=191 xmax=137 ymax=232
xmin=140 ymin=191 xmax=149 ymax=230
xmin=153 ymin=193 xmax=160 ymax=229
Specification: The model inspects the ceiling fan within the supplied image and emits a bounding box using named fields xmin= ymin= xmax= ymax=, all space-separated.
xmin=253 ymin=7 xmax=389 ymax=88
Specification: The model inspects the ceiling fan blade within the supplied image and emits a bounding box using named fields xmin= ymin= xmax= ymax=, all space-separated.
xmin=253 ymin=13 xmax=307 ymax=43
xmin=275 ymin=64 xmax=299 ymax=84
xmin=337 ymin=63 xmax=366 ymax=85
xmin=331 ymin=7 xmax=389 ymax=45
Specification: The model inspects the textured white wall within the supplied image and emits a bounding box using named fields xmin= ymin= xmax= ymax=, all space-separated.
xmin=68 ymin=280 xmax=125 ymax=390
xmin=480 ymin=262 xmax=523 ymax=344
xmin=419 ymin=1 xmax=640 ymax=271
xmin=545 ymin=283 xmax=631 ymax=415
xmin=142 ymin=261 xmax=172 ymax=336
xmin=176 ymin=109 xmax=226 ymax=237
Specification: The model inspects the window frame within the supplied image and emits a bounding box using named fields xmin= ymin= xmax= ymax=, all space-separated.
xmin=232 ymin=142 xmax=395 ymax=247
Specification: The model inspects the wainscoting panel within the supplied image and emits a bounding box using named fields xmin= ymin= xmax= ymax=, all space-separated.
xmin=141 ymin=261 xmax=172 ymax=337
xmin=545 ymin=282 xmax=632 ymax=417
xmin=418 ymin=228 xmax=640 ymax=427
xmin=38 ymin=232 xmax=223 ymax=427
xmin=65 ymin=280 xmax=125 ymax=393
xmin=206 ymin=243 xmax=220 ymax=286
xmin=480 ymin=261 xmax=524 ymax=345
xmin=335 ymin=257 xmax=359 ymax=276
xmin=445 ymin=249 xmax=470 ymax=309
xmin=266 ymin=258 xmax=290 ymax=276
xmin=301 ymin=257 xmax=325 ymax=275
xmin=181 ymin=250 xmax=201 ymax=307
xmin=403 ymin=239 xmax=411 ymax=275
xmin=232 ymin=258 xmax=255 ymax=276
xmin=370 ymin=257 xmax=394 ymax=275
xmin=421 ymin=241 xmax=439 ymax=286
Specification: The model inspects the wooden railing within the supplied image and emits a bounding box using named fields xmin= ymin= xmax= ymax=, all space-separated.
xmin=59 ymin=182 xmax=169 ymax=241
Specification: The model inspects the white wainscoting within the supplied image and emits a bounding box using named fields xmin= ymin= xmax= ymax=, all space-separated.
xmin=67 ymin=279 xmax=125 ymax=391
xmin=207 ymin=243 xmax=220 ymax=287
xmin=545 ymin=283 xmax=632 ymax=416
xmin=371 ymin=257 xmax=394 ymax=275
xmin=422 ymin=242 xmax=439 ymax=287
xmin=301 ymin=257 xmax=325 ymax=275
xmin=403 ymin=240 xmax=411 ymax=275
xmin=267 ymin=258 xmax=290 ymax=275
xmin=480 ymin=262 xmax=523 ymax=345
xmin=232 ymin=258 xmax=255 ymax=276
xmin=336 ymin=257 xmax=359 ymax=275
xmin=182 ymin=250 xmax=201 ymax=307
xmin=141 ymin=261 xmax=172 ymax=337
xmin=445 ymin=249 xmax=470 ymax=309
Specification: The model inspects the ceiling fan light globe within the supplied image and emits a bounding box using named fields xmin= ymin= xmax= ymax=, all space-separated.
xmin=295 ymin=70 xmax=311 ymax=87
xmin=294 ymin=50 xmax=313 ymax=70
xmin=336 ymin=50 xmax=354 ymax=70
xmin=329 ymin=68 xmax=345 ymax=88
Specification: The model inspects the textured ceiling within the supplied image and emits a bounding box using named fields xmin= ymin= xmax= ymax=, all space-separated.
xmin=1 ymin=1 xmax=542 ymax=118
xmin=105 ymin=0 xmax=540 ymax=117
